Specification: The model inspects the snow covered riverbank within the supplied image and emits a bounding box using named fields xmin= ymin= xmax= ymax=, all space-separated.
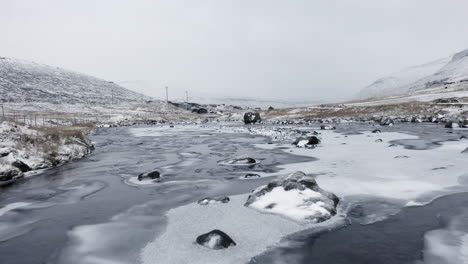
xmin=0 ymin=121 xmax=94 ymax=185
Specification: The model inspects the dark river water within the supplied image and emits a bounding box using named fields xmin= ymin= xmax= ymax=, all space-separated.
xmin=0 ymin=122 xmax=467 ymax=264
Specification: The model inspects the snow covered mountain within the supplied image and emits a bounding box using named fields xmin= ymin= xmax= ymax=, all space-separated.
xmin=0 ymin=57 xmax=153 ymax=104
xmin=357 ymin=49 xmax=468 ymax=100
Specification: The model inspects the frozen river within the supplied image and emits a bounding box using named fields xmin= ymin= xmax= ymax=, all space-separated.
xmin=0 ymin=123 xmax=467 ymax=264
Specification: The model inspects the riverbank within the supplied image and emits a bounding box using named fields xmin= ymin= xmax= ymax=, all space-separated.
xmin=0 ymin=121 xmax=94 ymax=185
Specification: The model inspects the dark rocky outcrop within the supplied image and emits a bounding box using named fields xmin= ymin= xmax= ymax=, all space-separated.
xmin=12 ymin=160 xmax=31 ymax=172
xmin=243 ymin=112 xmax=262 ymax=124
xmin=196 ymin=230 xmax=236 ymax=249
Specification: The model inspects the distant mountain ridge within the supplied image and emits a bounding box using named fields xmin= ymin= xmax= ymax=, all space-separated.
xmin=357 ymin=49 xmax=468 ymax=100
xmin=0 ymin=57 xmax=153 ymax=104
xmin=172 ymin=92 xmax=325 ymax=109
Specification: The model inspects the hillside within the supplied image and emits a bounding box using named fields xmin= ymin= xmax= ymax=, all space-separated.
xmin=357 ymin=49 xmax=468 ymax=100
xmin=0 ymin=57 xmax=153 ymax=104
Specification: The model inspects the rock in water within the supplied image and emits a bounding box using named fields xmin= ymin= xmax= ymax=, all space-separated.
xmin=244 ymin=171 xmax=339 ymax=223
xmin=380 ymin=118 xmax=394 ymax=126
xmin=445 ymin=122 xmax=460 ymax=129
xmin=138 ymin=171 xmax=160 ymax=181
xmin=198 ymin=197 xmax=230 ymax=205
xmin=292 ymin=136 xmax=320 ymax=148
xmin=320 ymin=125 xmax=336 ymax=130
xmin=244 ymin=173 xmax=261 ymax=178
xmin=243 ymin=112 xmax=262 ymax=124
xmin=223 ymin=157 xmax=257 ymax=165
xmin=12 ymin=160 xmax=31 ymax=172
xmin=196 ymin=230 xmax=236 ymax=249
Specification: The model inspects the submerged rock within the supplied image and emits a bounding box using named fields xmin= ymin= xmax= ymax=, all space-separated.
xmin=138 ymin=171 xmax=160 ymax=181
xmin=243 ymin=112 xmax=261 ymax=124
xmin=244 ymin=173 xmax=261 ymax=178
xmin=196 ymin=230 xmax=236 ymax=250
xmin=244 ymin=171 xmax=339 ymax=222
xmin=223 ymin=157 xmax=257 ymax=165
xmin=198 ymin=197 xmax=230 ymax=205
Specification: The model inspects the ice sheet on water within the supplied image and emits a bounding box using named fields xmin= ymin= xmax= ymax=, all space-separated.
xmin=141 ymin=194 xmax=345 ymax=264
xmin=256 ymin=131 xmax=468 ymax=201
xmin=0 ymin=202 xmax=31 ymax=217
xmin=423 ymin=211 xmax=468 ymax=264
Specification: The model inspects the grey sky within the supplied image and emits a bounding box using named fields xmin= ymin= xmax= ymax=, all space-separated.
xmin=2 ymin=0 xmax=468 ymax=102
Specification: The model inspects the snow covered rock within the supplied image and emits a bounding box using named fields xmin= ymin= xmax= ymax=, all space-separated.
xmin=198 ymin=197 xmax=230 ymax=205
xmin=137 ymin=171 xmax=160 ymax=181
xmin=380 ymin=118 xmax=394 ymax=126
xmin=243 ymin=112 xmax=261 ymax=124
xmin=292 ymin=136 xmax=320 ymax=148
xmin=375 ymin=139 xmax=383 ymax=142
xmin=462 ymin=147 xmax=468 ymax=154
xmin=195 ymin=230 xmax=237 ymax=250
xmin=372 ymin=129 xmax=381 ymax=133
xmin=244 ymin=171 xmax=339 ymax=223
xmin=320 ymin=125 xmax=336 ymax=130
xmin=0 ymin=167 xmax=22 ymax=182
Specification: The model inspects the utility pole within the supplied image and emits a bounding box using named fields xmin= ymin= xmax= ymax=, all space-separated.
xmin=165 ymin=86 xmax=169 ymax=104
xmin=185 ymin=91 xmax=189 ymax=110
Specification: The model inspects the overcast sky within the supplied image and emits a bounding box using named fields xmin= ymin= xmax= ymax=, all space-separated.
xmin=2 ymin=0 xmax=468 ymax=102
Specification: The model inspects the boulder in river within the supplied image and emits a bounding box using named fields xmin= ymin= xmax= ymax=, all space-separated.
xmin=445 ymin=122 xmax=460 ymax=129
xmin=138 ymin=170 xmax=160 ymax=181
xmin=380 ymin=118 xmax=394 ymax=126
xmin=320 ymin=125 xmax=336 ymax=130
xmin=244 ymin=173 xmax=261 ymax=178
xmin=196 ymin=229 xmax=236 ymax=250
xmin=292 ymin=136 xmax=320 ymax=148
xmin=243 ymin=112 xmax=261 ymax=124
xmin=244 ymin=171 xmax=339 ymax=222
xmin=198 ymin=197 xmax=230 ymax=205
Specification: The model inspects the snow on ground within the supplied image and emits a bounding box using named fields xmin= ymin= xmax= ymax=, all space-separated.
xmin=0 ymin=121 xmax=93 ymax=182
xmin=140 ymin=194 xmax=346 ymax=264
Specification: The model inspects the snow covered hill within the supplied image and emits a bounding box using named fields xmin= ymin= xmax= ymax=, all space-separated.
xmin=0 ymin=57 xmax=153 ymax=104
xmin=357 ymin=49 xmax=468 ymax=100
